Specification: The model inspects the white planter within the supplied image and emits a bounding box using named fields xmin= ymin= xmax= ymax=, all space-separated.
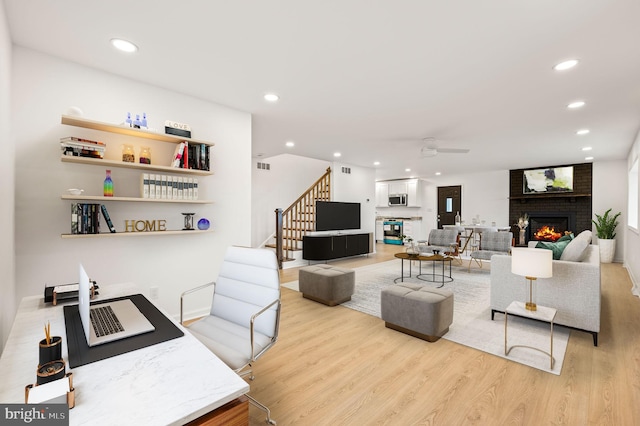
xmin=598 ymin=238 xmax=616 ymax=263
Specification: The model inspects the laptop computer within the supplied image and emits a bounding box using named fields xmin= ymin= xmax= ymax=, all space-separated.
xmin=78 ymin=264 xmax=155 ymax=347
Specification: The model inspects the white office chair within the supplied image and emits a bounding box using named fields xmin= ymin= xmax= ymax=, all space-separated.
xmin=180 ymin=246 xmax=281 ymax=425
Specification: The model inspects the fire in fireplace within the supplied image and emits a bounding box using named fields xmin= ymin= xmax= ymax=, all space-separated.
xmin=528 ymin=212 xmax=574 ymax=243
xmin=533 ymin=225 xmax=563 ymax=242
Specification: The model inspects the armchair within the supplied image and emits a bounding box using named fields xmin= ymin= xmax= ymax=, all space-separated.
xmin=181 ymin=246 xmax=281 ymax=425
xmin=469 ymin=231 xmax=513 ymax=270
xmin=419 ymin=229 xmax=461 ymax=264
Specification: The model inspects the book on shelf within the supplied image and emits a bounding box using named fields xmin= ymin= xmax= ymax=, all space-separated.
xmin=71 ymin=203 xmax=101 ymax=234
xmin=171 ymin=142 xmax=186 ymax=168
xmin=182 ymin=141 xmax=189 ymax=169
xmin=141 ymin=173 xmax=150 ymax=199
xmin=60 ymin=136 xmax=106 ymax=147
xmin=60 ymin=136 xmax=106 ymax=159
xmin=149 ymin=174 xmax=156 ymax=199
xmin=170 ymin=141 xmax=211 ymax=171
xmin=100 ymin=204 xmax=116 ymax=233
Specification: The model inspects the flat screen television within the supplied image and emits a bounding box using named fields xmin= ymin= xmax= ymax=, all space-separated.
xmin=315 ymin=201 xmax=361 ymax=231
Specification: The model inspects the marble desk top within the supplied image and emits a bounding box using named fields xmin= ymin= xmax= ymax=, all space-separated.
xmin=0 ymin=283 xmax=249 ymax=425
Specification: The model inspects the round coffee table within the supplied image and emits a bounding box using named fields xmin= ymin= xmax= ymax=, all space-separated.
xmin=394 ymin=252 xmax=454 ymax=287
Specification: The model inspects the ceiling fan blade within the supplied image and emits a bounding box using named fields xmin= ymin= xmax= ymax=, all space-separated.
xmin=436 ymin=148 xmax=470 ymax=154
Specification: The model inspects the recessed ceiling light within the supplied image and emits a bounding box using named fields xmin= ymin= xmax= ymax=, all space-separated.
xmin=585 ymin=156 xmax=594 ymax=161
xmin=405 ymin=168 xmax=411 ymax=172
xmin=576 ymin=129 xmax=590 ymax=135
xmin=110 ymin=38 xmax=138 ymax=53
xmin=567 ymin=101 xmax=585 ymax=109
xmin=435 ymin=172 xmax=442 ymax=176
xmin=285 ymin=141 xmax=294 ymax=148
xmin=333 ymin=152 xmax=341 ymax=157
xmin=553 ymin=59 xmax=579 ymax=71
xmin=264 ymin=93 xmax=279 ymax=102
xmin=582 ymin=147 xmax=592 ymax=151
xmin=373 ymin=161 xmax=380 ymax=166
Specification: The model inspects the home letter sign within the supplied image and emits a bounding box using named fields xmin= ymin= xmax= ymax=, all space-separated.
xmin=124 ymin=219 xmax=167 ymax=232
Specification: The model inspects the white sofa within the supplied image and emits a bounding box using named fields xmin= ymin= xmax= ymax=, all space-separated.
xmin=490 ymin=244 xmax=601 ymax=346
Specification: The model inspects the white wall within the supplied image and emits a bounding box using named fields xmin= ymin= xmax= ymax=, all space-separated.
xmin=331 ymin=161 xmax=376 ymax=236
xmin=251 ymin=154 xmax=330 ymax=247
xmin=0 ymin=0 xmax=15 ymax=352
xmin=11 ymin=48 xmax=252 ymax=321
xmin=626 ymin=131 xmax=640 ymax=295
xmin=592 ymin=160 xmax=627 ymax=263
xmin=421 ymin=170 xmax=510 ymax=233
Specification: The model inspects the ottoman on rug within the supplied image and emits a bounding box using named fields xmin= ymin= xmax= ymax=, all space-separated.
xmin=381 ymin=283 xmax=454 ymax=342
xmin=299 ymin=264 xmax=355 ymax=306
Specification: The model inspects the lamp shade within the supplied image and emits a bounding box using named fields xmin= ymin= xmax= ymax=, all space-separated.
xmin=511 ymin=248 xmax=553 ymax=278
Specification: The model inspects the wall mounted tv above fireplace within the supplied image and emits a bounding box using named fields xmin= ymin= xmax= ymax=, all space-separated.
xmin=523 ymin=166 xmax=574 ymax=194
xmin=315 ymin=201 xmax=361 ymax=231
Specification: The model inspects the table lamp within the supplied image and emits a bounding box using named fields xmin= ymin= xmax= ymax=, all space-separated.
xmin=511 ymin=248 xmax=553 ymax=311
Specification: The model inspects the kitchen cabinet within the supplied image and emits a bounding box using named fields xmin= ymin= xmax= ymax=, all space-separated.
xmin=388 ymin=181 xmax=408 ymax=195
xmin=375 ymin=220 xmax=384 ymax=242
xmin=402 ymin=219 xmax=423 ymax=241
xmin=375 ymin=182 xmax=389 ymax=207
xmin=302 ymin=233 xmax=373 ymax=261
xmin=407 ymin=179 xmax=422 ymax=207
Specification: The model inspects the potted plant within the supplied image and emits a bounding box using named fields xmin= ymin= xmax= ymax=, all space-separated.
xmin=592 ymin=208 xmax=621 ymax=263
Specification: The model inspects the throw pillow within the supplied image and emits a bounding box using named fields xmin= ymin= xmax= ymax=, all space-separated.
xmin=560 ymin=237 xmax=590 ymax=262
xmin=574 ymin=230 xmax=593 ymax=244
xmin=536 ymin=234 xmax=573 ymax=260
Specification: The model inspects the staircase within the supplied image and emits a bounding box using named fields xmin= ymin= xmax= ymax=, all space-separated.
xmin=270 ymin=167 xmax=331 ymax=268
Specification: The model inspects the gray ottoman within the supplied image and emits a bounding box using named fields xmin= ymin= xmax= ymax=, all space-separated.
xmin=299 ymin=264 xmax=355 ymax=306
xmin=381 ymin=283 xmax=454 ymax=342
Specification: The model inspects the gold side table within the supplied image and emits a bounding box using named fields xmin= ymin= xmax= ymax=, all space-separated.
xmin=504 ymin=301 xmax=557 ymax=369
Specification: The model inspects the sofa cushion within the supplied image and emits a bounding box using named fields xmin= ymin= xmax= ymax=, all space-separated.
xmin=536 ymin=234 xmax=573 ymax=260
xmin=574 ymin=230 xmax=593 ymax=244
xmin=560 ymin=237 xmax=590 ymax=262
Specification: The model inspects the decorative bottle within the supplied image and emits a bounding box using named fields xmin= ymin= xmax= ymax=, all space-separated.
xmin=455 ymin=211 xmax=461 ymax=226
xmin=104 ymin=169 xmax=114 ymax=197
xmin=139 ymin=146 xmax=151 ymax=164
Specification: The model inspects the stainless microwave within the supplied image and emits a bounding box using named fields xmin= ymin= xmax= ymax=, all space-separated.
xmin=388 ymin=194 xmax=407 ymax=206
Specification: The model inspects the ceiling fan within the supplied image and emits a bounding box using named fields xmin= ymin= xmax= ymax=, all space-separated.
xmin=420 ymin=137 xmax=470 ymax=157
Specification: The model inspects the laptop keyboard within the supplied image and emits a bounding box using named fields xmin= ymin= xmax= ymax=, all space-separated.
xmin=90 ymin=305 xmax=125 ymax=337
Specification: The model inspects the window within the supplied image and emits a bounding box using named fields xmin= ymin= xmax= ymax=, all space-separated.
xmin=629 ymin=158 xmax=638 ymax=229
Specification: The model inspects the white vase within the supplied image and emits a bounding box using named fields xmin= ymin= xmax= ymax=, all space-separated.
xmin=598 ymin=239 xmax=616 ymax=263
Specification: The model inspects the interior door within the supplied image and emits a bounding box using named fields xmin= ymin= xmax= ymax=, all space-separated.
xmin=437 ymin=185 xmax=462 ymax=229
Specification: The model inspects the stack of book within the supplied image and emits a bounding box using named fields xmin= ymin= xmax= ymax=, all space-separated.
xmin=171 ymin=141 xmax=210 ymax=171
xmin=71 ymin=203 xmax=116 ymax=234
xmin=61 ymin=136 xmax=106 ymax=159
xmin=140 ymin=173 xmax=198 ymax=200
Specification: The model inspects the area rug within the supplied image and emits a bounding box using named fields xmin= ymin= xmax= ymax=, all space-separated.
xmin=283 ymin=260 xmax=569 ymax=375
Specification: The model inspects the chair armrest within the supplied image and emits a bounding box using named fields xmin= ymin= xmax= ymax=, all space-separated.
xmin=249 ymin=298 xmax=281 ymax=361
xmin=180 ymin=282 xmax=215 ymax=325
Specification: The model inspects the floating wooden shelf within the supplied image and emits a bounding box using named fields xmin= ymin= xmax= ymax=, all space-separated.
xmin=61 ymin=195 xmax=213 ymax=204
xmin=61 ymin=229 xmax=213 ymax=239
xmin=61 ymin=155 xmax=213 ymax=176
xmin=61 ymin=115 xmax=214 ymax=147
xmin=509 ymin=193 xmax=591 ymax=200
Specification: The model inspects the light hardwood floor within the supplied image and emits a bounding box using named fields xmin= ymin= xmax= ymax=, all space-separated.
xmin=247 ymin=243 xmax=640 ymax=425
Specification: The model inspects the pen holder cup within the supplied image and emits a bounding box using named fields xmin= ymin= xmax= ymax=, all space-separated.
xmin=36 ymin=360 xmax=66 ymax=385
xmin=39 ymin=336 xmax=62 ymax=366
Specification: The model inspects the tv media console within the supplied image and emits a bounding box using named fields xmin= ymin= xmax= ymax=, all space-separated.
xmin=302 ymin=232 xmax=373 ymax=261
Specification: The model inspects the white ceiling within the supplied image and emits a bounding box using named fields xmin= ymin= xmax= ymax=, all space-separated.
xmin=5 ymin=0 xmax=640 ymax=180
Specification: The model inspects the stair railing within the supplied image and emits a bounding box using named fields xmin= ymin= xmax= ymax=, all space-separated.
xmin=274 ymin=167 xmax=331 ymax=268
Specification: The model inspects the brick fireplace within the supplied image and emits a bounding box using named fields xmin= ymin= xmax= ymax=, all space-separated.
xmin=509 ymin=163 xmax=592 ymax=245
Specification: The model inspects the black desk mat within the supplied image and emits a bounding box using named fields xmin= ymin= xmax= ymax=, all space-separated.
xmin=63 ymin=294 xmax=184 ymax=368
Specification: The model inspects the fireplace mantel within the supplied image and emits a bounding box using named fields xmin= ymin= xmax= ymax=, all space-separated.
xmin=510 ymin=193 xmax=591 ymax=201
